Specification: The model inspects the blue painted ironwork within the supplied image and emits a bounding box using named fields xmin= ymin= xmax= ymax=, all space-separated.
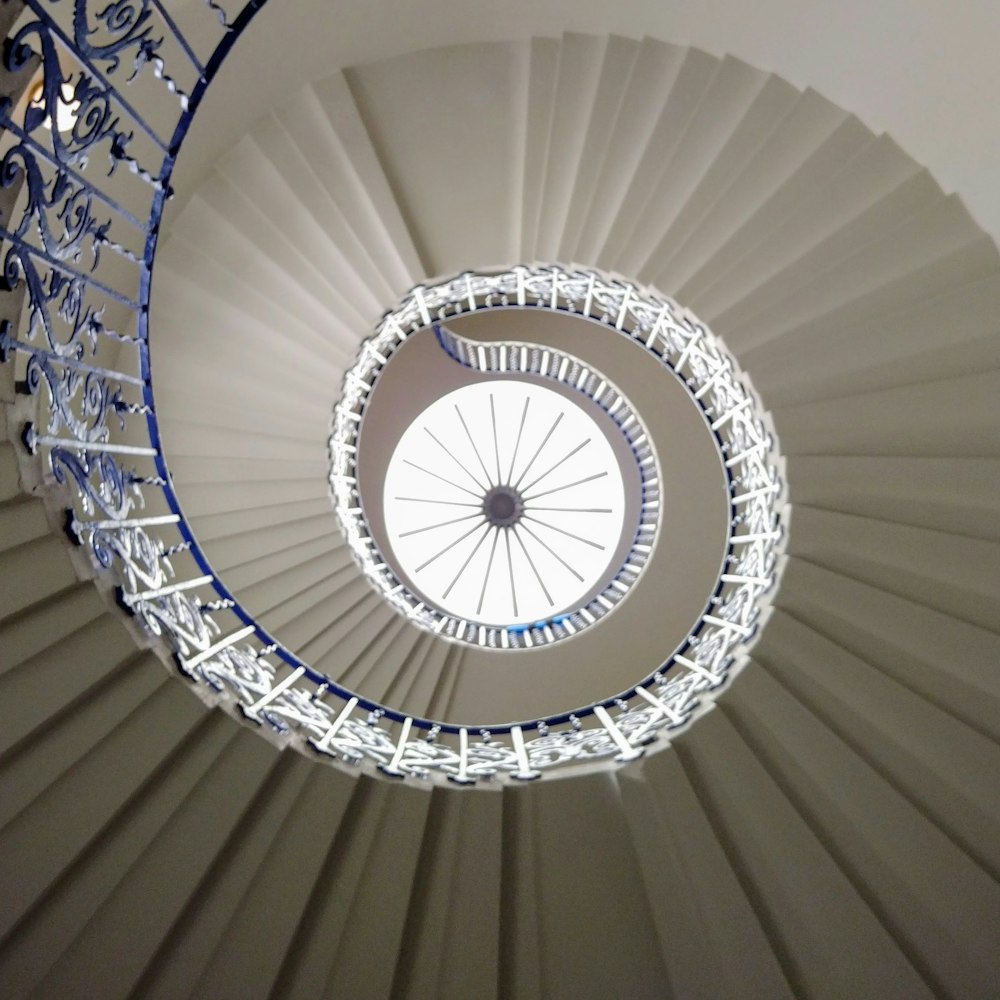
xmin=0 ymin=0 xmax=786 ymax=783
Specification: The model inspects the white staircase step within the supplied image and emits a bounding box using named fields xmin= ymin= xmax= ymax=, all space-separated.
xmin=597 ymin=46 xmax=721 ymax=269
xmin=0 ymin=583 xmax=106 ymax=678
xmin=216 ymin=533 xmax=344 ymax=594
xmin=0 ymin=443 xmax=24 ymax=504
xmin=661 ymin=88 xmax=851 ymax=292
xmin=389 ymin=787 xmax=503 ymax=1000
xmin=752 ymin=609 xmax=1000 ymax=879
xmin=156 ymin=230 xmax=357 ymax=367
xmin=555 ymin=35 xmax=641 ymax=263
xmin=187 ymin=772 xmax=378 ymax=999
xmin=249 ymin=560 xmax=363 ymax=639
xmin=676 ymin=112 xmax=873 ymax=300
xmin=302 ymin=593 xmax=397 ymax=681
xmin=345 ymin=42 xmax=527 ymax=276
xmin=379 ymin=632 xmax=441 ymax=717
xmin=534 ymin=33 xmax=610 ymax=262
xmin=198 ymin=768 xmax=429 ymax=997
xmin=572 ymin=37 xmax=687 ymax=264
xmin=648 ymin=73 xmax=801 ymax=287
xmin=309 ymin=73 xmax=425 ymax=287
xmin=153 ymin=383 xmax=319 ymax=442
xmin=725 ymin=663 xmax=1000 ymax=999
xmin=620 ymin=750 xmax=794 ymax=999
xmin=747 ymin=249 xmax=1000 ymax=406
xmin=12 ymin=717 xmax=256 ymax=1000
xmin=196 ymin=513 xmax=340 ymax=573
xmin=131 ymin=753 xmax=319 ymax=1000
xmin=192 ymin=498 xmax=333 ymax=544
xmin=0 ymin=677 xmax=207 ymax=941
xmin=773 ymin=559 xmax=1000 ymax=742
xmin=504 ymin=773 xmax=669 ymax=998
xmin=176 ymin=171 xmax=369 ymax=336
xmin=170 ymin=478 xmax=331 ymax=519
xmin=718 ymin=194 xmax=985 ymax=353
xmin=688 ymin=134 xmax=923 ymax=317
xmin=0 ymin=613 xmax=139 ymax=762
xmin=786 ymin=454 xmax=1000 ymax=541
xmin=336 ymin=617 xmax=423 ymax=696
xmin=0 ymin=497 xmax=51 ymax=554
xmin=268 ymin=779 xmax=433 ymax=1000
xmin=788 ymin=504 xmax=1000 ymax=631
xmin=244 ymin=558 xmax=371 ymax=638
xmin=0 ymin=536 xmax=81 ymax=622
xmin=774 ymin=368 xmax=1000 ymax=457
xmin=617 ymin=56 xmax=773 ymax=278
xmin=676 ymin=709 xmax=936 ymax=1000
xmin=518 ymin=36 xmax=560 ymax=260
xmin=249 ymin=114 xmax=394 ymax=316
xmin=0 ymin=650 xmax=166 ymax=834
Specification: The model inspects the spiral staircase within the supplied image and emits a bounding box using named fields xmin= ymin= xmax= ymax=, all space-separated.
xmin=2 ymin=2 xmax=999 ymax=998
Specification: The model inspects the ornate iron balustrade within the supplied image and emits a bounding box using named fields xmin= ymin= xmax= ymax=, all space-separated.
xmin=329 ymin=310 xmax=662 ymax=650
xmin=0 ymin=1 xmax=786 ymax=783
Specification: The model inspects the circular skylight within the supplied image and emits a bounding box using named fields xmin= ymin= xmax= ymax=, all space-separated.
xmin=383 ymin=380 xmax=626 ymax=627
xmin=329 ymin=264 xmax=779 ymax=713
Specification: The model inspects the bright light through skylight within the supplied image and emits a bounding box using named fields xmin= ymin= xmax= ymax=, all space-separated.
xmin=383 ymin=380 xmax=625 ymax=627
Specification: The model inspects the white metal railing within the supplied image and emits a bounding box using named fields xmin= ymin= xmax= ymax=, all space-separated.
xmin=0 ymin=0 xmax=785 ymax=783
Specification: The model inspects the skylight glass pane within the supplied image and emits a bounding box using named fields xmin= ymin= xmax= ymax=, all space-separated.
xmin=383 ymin=380 xmax=625 ymax=626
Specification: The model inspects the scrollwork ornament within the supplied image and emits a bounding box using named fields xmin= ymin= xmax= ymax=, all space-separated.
xmin=137 ymin=589 xmax=217 ymax=656
xmin=68 ymin=72 xmax=138 ymax=173
xmin=73 ymin=0 xmax=158 ymax=74
xmin=393 ymin=740 xmax=463 ymax=779
xmin=327 ymin=718 xmax=396 ymax=766
xmin=49 ymin=445 xmax=135 ymax=517
xmin=194 ymin=644 xmax=274 ymax=705
xmin=257 ymin=685 xmax=335 ymax=737
xmin=465 ymin=741 xmax=520 ymax=778
xmin=24 ymin=351 xmax=123 ymax=440
xmin=89 ymin=521 xmax=166 ymax=589
xmin=524 ymin=727 xmax=620 ymax=768
xmin=58 ymin=183 xmax=110 ymax=267
xmin=5 ymin=22 xmax=122 ymax=167
xmin=7 ymin=244 xmax=106 ymax=357
xmin=1 ymin=144 xmax=111 ymax=269
xmin=5 ymin=16 xmax=159 ymax=186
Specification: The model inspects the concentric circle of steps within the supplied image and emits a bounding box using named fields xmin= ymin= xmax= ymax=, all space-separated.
xmin=2 ymin=28 xmax=999 ymax=1000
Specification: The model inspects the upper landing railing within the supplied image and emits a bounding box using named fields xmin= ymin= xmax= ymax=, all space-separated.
xmin=0 ymin=0 xmax=785 ymax=783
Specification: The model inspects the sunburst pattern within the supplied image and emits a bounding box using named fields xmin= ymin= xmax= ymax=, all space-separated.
xmin=2 ymin=20 xmax=999 ymax=1000
xmin=383 ymin=379 xmax=626 ymax=628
